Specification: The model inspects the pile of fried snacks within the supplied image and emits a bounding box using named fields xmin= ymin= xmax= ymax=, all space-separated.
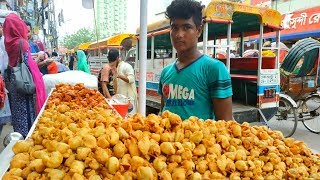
xmin=3 ymin=84 xmax=320 ymax=179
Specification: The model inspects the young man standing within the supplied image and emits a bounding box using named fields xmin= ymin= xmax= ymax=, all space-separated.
xmin=158 ymin=0 xmax=233 ymax=121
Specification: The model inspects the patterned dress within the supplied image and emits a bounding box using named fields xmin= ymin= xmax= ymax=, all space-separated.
xmin=4 ymin=52 xmax=36 ymax=138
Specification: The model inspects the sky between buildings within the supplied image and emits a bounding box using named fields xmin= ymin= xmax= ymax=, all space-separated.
xmin=55 ymin=0 xmax=211 ymax=38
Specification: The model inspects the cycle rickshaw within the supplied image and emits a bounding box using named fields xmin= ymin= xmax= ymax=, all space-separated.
xmin=271 ymin=38 xmax=320 ymax=137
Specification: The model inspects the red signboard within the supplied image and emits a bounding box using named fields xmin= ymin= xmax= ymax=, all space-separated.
xmin=250 ymin=6 xmax=320 ymax=40
xmin=281 ymin=6 xmax=320 ymax=34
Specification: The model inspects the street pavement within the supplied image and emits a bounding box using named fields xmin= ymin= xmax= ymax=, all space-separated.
xmin=0 ymin=119 xmax=319 ymax=153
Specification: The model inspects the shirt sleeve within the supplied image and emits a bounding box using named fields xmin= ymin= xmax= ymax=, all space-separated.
xmin=208 ymin=60 xmax=233 ymax=98
xmin=101 ymin=65 xmax=110 ymax=82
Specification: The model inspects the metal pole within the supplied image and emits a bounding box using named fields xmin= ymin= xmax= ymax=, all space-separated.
xmin=138 ymin=0 xmax=148 ymax=115
xmin=226 ymin=23 xmax=231 ymax=71
xmin=240 ymin=32 xmax=244 ymax=56
xmin=151 ymin=36 xmax=154 ymax=68
xmin=258 ymin=24 xmax=263 ymax=71
xmin=213 ymin=37 xmax=216 ymax=58
xmin=258 ymin=23 xmax=264 ymax=86
xmin=276 ymin=29 xmax=281 ymax=93
xmin=51 ymin=0 xmax=57 ymax=48
xmin=203 ymin=22 xmax=208 ymax=55
xmin=92 ymin=1 xmax=101 ymax=67
xmin=276 ymin=29 xmax=280 ymax=68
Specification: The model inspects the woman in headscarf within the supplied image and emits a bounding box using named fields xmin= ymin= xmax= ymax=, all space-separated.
xmin=3 ymin=13 xmax=46 ymax=137
xmin=76 ymin=50 xmax=91 ymax=74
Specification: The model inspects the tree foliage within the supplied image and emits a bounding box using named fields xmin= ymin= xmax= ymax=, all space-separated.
xmin=62 ymin=28 xmax=94 ymax=49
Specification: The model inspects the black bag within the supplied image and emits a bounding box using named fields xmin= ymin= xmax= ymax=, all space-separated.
xmin=12 ymin=40 xmax=36 ymax=95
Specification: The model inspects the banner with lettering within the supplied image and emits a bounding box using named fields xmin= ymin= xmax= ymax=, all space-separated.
xmin=250 ymin=6 xmax=320 ymax=40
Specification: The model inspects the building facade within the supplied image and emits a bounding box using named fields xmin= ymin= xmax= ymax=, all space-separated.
xmin=0 ymin=0 xmax=58 ymax=50
xmin=94 ymin=0 xmax=127 ymax=39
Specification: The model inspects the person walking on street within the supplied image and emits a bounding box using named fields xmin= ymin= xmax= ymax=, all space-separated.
xmin=76 ymin=50 xmax=91 ymax=74
xmin=68 ymin=54 xmax=75 ymax=70
xmin=158 ymin=0 xmax=233 ymax=121
xmin=0 ymin=22 xmax=11 ymax=131
xmin=25 ymin=21 xmax=40 ymax=54
xmin=3 ymin=13 xmax=46 ymax=137
xmin=0 ymin=22 xmax=8 ymax=78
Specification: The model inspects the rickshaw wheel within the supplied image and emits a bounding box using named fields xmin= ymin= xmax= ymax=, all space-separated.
xmin=270 ymin=97 xmax=298 ymax=137
xmin=302 ymin=94 xmax=320 ymax=134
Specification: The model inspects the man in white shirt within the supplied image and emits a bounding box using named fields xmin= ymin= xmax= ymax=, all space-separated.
xmin=107 ymin=48 xmax=138 ymax=114
xmin=0 ymin=22 xmax=8 ymax=78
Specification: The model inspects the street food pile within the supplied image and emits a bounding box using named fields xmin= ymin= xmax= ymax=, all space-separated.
xmin=3 ymin=84 xmax=320 ymax=179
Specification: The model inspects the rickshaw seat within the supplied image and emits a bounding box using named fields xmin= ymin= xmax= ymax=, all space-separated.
xmin=218 ymin=57 xmax=276 ymax=70
xmin=231 ymin=74 xmax=257 ymax=81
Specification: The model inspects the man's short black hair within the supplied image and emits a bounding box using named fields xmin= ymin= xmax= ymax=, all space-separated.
xmin=25 ymin=21 xmax=32 ymax=29
xmin=165 ymin=0 xmax=204 ymax=28
xmin=108 ymin=48 xmax=119 ymax=63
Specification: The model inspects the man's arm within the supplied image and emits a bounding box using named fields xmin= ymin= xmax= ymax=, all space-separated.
xmin=117 ymin=74 xmax=129 ymax=83
xmin=212 ymin=97 xmax=233 ymax=121
xmin=36 ymin=59 xmax=46 ymax=67
xmin=116 ymin=64 xmax=135 ymax=83
xmin=101 ymin=81 xmax=111 ymax=98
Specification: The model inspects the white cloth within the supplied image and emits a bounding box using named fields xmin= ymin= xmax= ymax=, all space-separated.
xmin=43 ymin=70 xmax=98 ymax=95
xmin=116 ymin=61 xmax=138 ymax=114
xmin=0 ymin=36 xmax=8 ymax=77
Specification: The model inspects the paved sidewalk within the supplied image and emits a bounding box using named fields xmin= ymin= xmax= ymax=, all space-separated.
xmin=291 ymin=122 xmax=320 ymax=153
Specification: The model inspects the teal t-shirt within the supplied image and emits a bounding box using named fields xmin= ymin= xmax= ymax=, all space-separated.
xmin=158 ymin=55 xmax=232 ymax=120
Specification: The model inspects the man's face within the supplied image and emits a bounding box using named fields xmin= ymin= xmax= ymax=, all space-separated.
xmin=27 ymin=25 xmax=32 ymax=40
xmin=170 ymin=17 xmax=202 ymax=53
xmin=109 ymin=58 xmax=119 ymax=69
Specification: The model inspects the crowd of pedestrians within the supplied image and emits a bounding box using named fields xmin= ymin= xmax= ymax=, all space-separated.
xmin=0 ymin=13 xmax=92 ymax=137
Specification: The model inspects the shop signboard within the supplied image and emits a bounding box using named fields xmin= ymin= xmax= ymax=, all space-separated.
xmin=250 ymin=6 xmax=320 ymax=41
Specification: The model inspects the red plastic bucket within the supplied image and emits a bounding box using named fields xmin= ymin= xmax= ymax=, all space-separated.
xmin=112 ymin=102 xmax=130 ymax=118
